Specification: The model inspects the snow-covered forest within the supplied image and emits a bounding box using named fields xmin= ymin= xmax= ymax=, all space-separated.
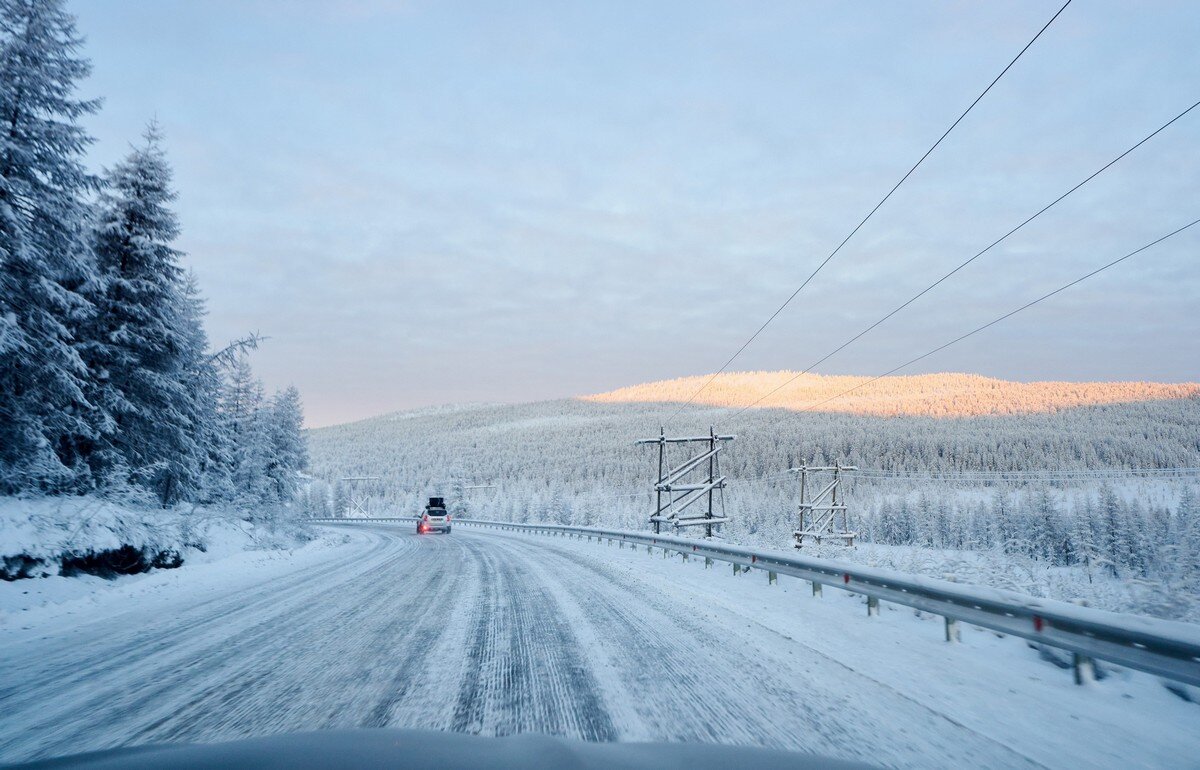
xmin=0 ymin=0 xmax=308 ymax=573
xmin=307 ymin=385 xmax=1200 ymax=620
xmin=589 ymin=371 xmax=1200 ymax=418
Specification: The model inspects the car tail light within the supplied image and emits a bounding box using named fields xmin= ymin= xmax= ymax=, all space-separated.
xmin=446 ymin=515 xmax=451 ymax=522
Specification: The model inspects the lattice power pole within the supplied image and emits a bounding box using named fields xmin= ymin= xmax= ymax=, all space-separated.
xmin=339 ymin=476 xmax=379 ymax=518
xmin=637 ymin=427 xmax=735 ymax=537
xmin=791 ymin=462 xmax=858 ymax=548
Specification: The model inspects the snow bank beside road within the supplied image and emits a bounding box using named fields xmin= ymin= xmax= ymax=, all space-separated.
xmin=0 ymin=495 xmax=313 ymax=581
xmin=0 ymin=522 xmax=355 ymax=633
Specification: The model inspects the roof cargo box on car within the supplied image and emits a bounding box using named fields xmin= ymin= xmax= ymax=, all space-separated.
xmin=428 ymin=497 xmax=445 ymax=508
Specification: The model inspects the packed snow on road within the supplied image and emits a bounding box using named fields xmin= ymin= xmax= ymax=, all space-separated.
xmin=3 ymin=523 xmax=1198 ymax=768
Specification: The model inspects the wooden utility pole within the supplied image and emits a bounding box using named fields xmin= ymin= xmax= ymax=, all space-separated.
xmin=339 ymin=476 xmax=379 ymax=518
xmin=792 ymin=462 xmax=858 ymax=547
xmin=637 ymin=427 xmax=735 ymax=537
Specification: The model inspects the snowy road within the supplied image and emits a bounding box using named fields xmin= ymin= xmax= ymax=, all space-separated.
xmin=3 ymin=524 xmax=1198 ymax=767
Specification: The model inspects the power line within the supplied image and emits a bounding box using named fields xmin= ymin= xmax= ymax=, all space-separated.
xmin=726 ymin=217 xmax=1199 ymax=420
xmin=666 ymin=0 xmax=1073 ymax=421
xmin=727 ymin=98 xmax=1200 ymax=416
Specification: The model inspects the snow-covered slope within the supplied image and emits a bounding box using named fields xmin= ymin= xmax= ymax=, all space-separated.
xmin=585 ymin=371 xmax=1200 ymax=417
xmin=306 ymin=373 xmax=1200 ymax=620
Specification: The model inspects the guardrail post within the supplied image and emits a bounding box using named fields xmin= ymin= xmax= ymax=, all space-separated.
xmin=944 ymin=616 xmax=960 ymax=643
xmin=867 ymin=596 xmax=880 ymax=617
xmin=812 ymin=581 xmax=822 ymax=598
xmin=705 ymin=557 xmax=713 ymax=569
xmin=733 ymin=563 xmax=741 ymax=576
xmin=768 ymin=570 xmax=777 ymax=585
xmin=1073 ymin=653 xmax=1095 ymax=685
xmin=682 ymin=552 xmax=689 ymax=563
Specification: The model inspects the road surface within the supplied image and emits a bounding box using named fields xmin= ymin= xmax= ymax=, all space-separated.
xmin=2 ymin=524 xmax=1197 ymax=767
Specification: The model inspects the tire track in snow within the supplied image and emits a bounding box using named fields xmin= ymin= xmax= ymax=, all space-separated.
xmin=128 ymin=528 xmax=466 ymax=742
xmin=0 ymin=526 xmax=408 ymax=708
xmin=448 ymin=535 xmax=616 ymax=741
xmin=1 ymin=526 xmax=419 ymax=760
xmin=1 ymin=524 xmax=1054 ymax=767
xmin=479 ymin=530 xmax=1046 ymax=769
xmin=133 ymin=546 xmax=449 ymax=742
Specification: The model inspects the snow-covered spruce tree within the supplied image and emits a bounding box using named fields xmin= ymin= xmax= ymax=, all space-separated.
xmin=1029 ymin=487 xmax=1064 ymax=564
xmin=331 ymin=479 xmax=349 ymax=518
xmin=1178 ymin=486 xmax=1200 ymax=592
xmin=221 ymin=354 xmax=274 ymax=506
xmin=83 ymin=123 xmax=205 ymax=504
xmin=213 ymin=355 xmax=308 ymax=513
xmin=177 ymin=274 xmax=233 ymax=504
xmin=1099 ymin=485 xmax=1129 ymax=577
xmin=263 ymin=385 xmax=307 ymax=504
xmin=0 ymin=0 xmax=101 ymax=493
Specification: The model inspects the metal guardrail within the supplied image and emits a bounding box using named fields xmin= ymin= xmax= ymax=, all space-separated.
xmin=305 ymin=516 xmax=1200 ymax=688
xmin=309 ymin=517 xmax=415 ymax=523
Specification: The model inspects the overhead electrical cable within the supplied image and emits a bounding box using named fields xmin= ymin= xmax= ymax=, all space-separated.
xmin=729 ymin=217 xmax=1200 ymax=421
xmin=728 ymin=98 xmax=1200 ymax=415
xmin=665 ymin=0 xmax=1074 ymax=421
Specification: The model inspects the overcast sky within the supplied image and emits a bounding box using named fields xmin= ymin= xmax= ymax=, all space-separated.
xmin=74 ymin=0 xmax=1199 ymax=427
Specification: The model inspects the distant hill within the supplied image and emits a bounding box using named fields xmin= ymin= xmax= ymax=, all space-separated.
xmin=307 ymin=371 xmax=1200 ymax=522
xmin=584 ymin=372 xmax=1200 ymax=418
xmin=306 ymin=373 xmax=1200 ymax=621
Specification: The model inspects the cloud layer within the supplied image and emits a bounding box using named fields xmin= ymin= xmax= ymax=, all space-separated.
xmin=75 ymin=0 xmax=1200 ymax=426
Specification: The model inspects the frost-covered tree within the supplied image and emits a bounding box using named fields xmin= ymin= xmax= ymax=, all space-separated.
xmin=83 ymin=123 xmax=203 ymax=504
xmin=332 ymin=479 xmax=349 ymax=518
xmin=0 ymin=0 xmax=101 ymax=493
xmin=1070 ymin=500 xmax=1100 ymax=584
xmin=221 ymin=355 xmax=272 ymax=505
xmin=177 ymin=276 xmax=233 ymax=504
xmin=1029 ymin=488 xmax=1064 ymax=564
xmin=302 ymin=478 xmax=331 ymax=518
xmin=264 ymin=385 xmax=307 ymax=503
xmin=1178 ymin=486 xmax=1200 ymax=592
xmin=208 ymin=355 xmax=309 ymax=511
xmin=1098 ymin=486 xmax=1128 ymax=577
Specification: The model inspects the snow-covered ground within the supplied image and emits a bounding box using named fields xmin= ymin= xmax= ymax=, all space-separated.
xmin=2 ymin=523 xmax=1197 ymax=767
xmin=0 ymin=525 xmax=352 ymax=633
xmin=0 ymin=495 xmax=312 ymax=582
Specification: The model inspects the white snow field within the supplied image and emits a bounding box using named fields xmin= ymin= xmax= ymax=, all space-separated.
xmin=1 ymin=524 xmax=1197 ymax=768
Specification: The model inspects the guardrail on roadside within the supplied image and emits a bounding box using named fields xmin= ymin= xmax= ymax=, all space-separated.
xmin=305 ymin=516 xmax=1200 ymax=689
xmin=461 ymin=518 xmax=1200 ymax=688
xmin=308 ymin=517 xmax=415 ymax=523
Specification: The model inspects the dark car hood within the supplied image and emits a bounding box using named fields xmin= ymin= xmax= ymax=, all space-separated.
xmin=9 ymin=728 xmax=873 ymax=769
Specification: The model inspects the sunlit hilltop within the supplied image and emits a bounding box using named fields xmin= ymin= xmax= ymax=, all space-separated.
xmin=583 ymin=372 xmax=1200 ymax=418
